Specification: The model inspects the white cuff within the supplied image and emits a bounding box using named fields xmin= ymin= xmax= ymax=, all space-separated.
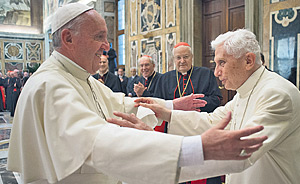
xmin=165 ymin=100 xmax=173 ymax=110
xmin=179 ymin=135 xmax=204 ymax=167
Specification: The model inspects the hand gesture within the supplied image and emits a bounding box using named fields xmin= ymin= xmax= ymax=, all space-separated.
xmin=202 ymin=112 xmax=268 ymax=160
xmin=173 ymin=94 xmax=207 ymax=112
xmin=134 ymin=82 xmax=147 ymax=97
xmin=106 ymin=112 xmax=153 ymax=131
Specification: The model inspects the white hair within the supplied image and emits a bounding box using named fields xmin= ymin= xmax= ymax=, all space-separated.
xmin=172 ymin=45 xmax=192 ymax=56
xmin=138 ymin=56 xmax=154 ymax=64
xmin=211 ymin=29 xmax=261 ymax=64
xmin=130 ymin=67 xmax=137 ymax=71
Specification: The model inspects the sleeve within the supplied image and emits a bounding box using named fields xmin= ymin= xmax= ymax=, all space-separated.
xmin=91 ymin=125 xmax=183 ymax=184
xmin=172 ymin=88 xmax=294 ymax=182
xmin=199 ymin=70 xmax=222 ymax=113
xmin=168 ymin=99 xmax=235 ymax=136
xmin=153 ymin=74 xmax=166 ymax=99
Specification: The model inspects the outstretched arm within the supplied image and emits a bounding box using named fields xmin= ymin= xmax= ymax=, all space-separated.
xmin=106 ymin=111 xmax=267 ymax=161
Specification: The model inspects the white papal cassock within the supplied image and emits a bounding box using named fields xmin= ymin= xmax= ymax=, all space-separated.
xmin=7 ymin=51 xmax=188 ymax=184
xmin=169 ymin=66 xmax=300 ymax=184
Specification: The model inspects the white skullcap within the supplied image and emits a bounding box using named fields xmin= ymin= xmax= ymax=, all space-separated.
xmin=51 ymin=3 xmax=93 ymax=34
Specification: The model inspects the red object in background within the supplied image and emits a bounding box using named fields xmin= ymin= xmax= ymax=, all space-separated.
xmin=191 ymin=179 xmax=207 ymax=184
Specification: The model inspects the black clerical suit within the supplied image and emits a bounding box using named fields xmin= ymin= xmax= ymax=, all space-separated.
xmin=154 ymin=66 xmax=222 ymax=112
xmin=154 ymin=66 xmax=223 ymax=184
xmin=137 ymin=71 xmax=161 ymax=97
xmin=92 ymin=72 xmax=122 ymax=93
xmin=126 ymin=75 xmax=140 ymax=97
xmin=107 ymin=48 xmax=117 ymax=73
xmin=11 ymin=77 xmax=22 ymax=116
xmin=119 ymin=75 xmax=128 ymax=95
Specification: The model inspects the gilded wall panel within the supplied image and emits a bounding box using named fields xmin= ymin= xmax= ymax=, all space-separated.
xmin=4 ymin=42 xmax=23 ymax=60
xmin=5 ymin=62 xmax=24 ymax=72
xmin=141 ymin=36 xmax=162 ymax=73
xmin=270 ymin=6 xmax=300 ymax=88
xmin=130 ymin=0 xmax=138 ymax=36
xmin=166 ymin=0 xmax=176 ymax=28
xmin=140 ymin=0 xmax=162 ymax=33
xmin=130 ymin=40 xmax=138 ymax=67
xmin=104 ymin=16 xmax=115 ymax=43
xmin=25 ymin=42 xmax=41 ymax=61
xmin=165 ymin=32 xmax=176 ymax=72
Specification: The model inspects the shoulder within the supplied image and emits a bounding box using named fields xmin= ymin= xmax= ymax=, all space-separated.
xmin=193 ymin=66 xmax=213 ymax=74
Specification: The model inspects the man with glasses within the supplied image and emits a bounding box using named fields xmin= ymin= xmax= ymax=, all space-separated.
xmin=153 ymin=42 xmax=223 ymax=183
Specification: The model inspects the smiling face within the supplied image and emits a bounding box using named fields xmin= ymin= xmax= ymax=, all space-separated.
xmin=174 ymin=46 xmax=193 ymax=73
xmin=214 ymin=45 xmax=249 ymax=90
xmin=139 ymin=57 xmax=155 ymax=78
xmin=98 ymin=55 xmax=109 ymax=74
xmin=70 ymin=10 xmax=110 ymax=74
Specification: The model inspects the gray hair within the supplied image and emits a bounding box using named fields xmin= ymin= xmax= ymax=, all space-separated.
xmin=138 ymin=55 xmax=154 ymax=64
xmin=52 ymin=11 xmax=91 ymax=49
xmin=172 ymin=45 xmax=192 ymax=56
xmin=130 ymin=67 xmax=137 ymax=71
xmin=211 ymin=29 xmax=261 ymax=64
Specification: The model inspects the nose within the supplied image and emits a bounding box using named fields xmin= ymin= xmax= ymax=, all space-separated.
xmin=214 ymin=65 xmax=221 ymax=77
xmin=103 ymin=39 xmax=110 ymax=51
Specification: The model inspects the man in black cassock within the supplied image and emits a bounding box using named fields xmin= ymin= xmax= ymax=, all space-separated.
xmin=134 ymin=55 xmax=161 ymax=97
xmin=153 ymin=42 xmax=223 ymax=184
xmin=11 ymin=70 xmax=22 ymax=117
xmin=107 ymin=47 xmax=117 ymax=74
xmin=92 ymin=55 xmax=122 ymax=93
xmin=117 ymin=68 xmax=128 ymax=95
xmin=126 ymin=67 xmax=140 ymax=97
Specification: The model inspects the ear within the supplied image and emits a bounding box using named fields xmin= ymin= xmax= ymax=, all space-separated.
xmin=245 ymin=52 xmax=256 ymax=70
xmin=60 ymin=29 xmax=74 ymax=50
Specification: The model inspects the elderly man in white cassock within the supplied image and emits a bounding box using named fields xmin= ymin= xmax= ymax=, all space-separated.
xmin=7 ymin=3 xmax=267 ymax=184
xmin=111 ymin=29 xmax=300 ymax=184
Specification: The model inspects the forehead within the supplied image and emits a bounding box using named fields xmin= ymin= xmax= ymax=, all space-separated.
xmin=174 ymin=46 xmax=191 ymax=55
xmin=214 ymin=45 xmax=228 ymax=60
xmin=100 ymin=56 xmax=108 ymax=61
xmin=83 ymin=10 xmax=107 ymax=33
xmin=139 ymin=57 xmax=151 ymax=64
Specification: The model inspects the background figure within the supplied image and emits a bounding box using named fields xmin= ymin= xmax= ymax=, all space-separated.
xmin=154 ymin=42 xmax=223 ymax=184
xmin=134 ymin=55 xmax=161 ymax=97
xmin=22 ymin=71 xmax=29 ymax=86
xmin=5 ymin=72 xmax=13 ymax=115
xmin=126 ymin=67 xmax=140 ymax=97
xmin=117 ymin=68 xmax=128 ymax=95
xmin=92 ymin=55 xmax=123 ymax=93
xmin=107 ymin=43 xmax=117 ymax=74
xmin=11 ymin=69 xmax=22 ymax=117
xmin=0 ymin=72 xmax=5 ymax=112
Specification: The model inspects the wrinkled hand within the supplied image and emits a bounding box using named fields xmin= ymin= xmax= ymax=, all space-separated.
xmin=134 ymin=98 xmax=171 ymax=122
xmin=134 ymin=82 xmax=147 ymax=97
xmin=106 ymin=112 xmax=153 ymax=131
xmin=202 ymin=112 xmax=268 ymax=160
xmin=173 ymin=94 xmax=207 ymax=112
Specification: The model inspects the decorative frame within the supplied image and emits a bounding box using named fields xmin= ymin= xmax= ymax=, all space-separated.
xmin=104 ymin=2 xmax=114 ymax=13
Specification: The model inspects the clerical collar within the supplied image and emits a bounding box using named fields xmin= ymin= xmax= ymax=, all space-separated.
xmin=237 ymin=66 xmax=265 ymax=98
xmin=99 ymin=70 xmax=108 ymax=77
xmin=53 ymin=51 xmax=90 ymax=80
xmin=144 ymin=71 xmax=155 ymax=80
xmin=177 ymin=67 xmax=193 ymax=75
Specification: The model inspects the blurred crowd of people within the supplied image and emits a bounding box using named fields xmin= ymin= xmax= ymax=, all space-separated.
xmin=0 ymin=69 xmax=30 ymax=117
